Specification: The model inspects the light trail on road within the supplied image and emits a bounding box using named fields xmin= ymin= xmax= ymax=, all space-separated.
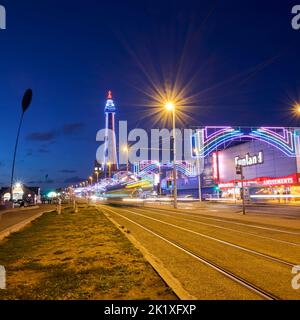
xmin=132 ymin=207 xmax=300 ymax=247
xmin=141 ymin=205 xmax=300 ymax=236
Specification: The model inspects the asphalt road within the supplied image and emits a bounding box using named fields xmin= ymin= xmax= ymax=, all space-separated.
xmin=195 ymin=202 xmax=300 ymax=218
xmin=0 ymin=205 xmax=56 ymax=235
xmin=99 ymin=203 xmax=300 ymax=300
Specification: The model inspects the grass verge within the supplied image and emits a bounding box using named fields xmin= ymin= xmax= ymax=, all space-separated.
xmin=0 ymin=206 xmax=176 ymax=300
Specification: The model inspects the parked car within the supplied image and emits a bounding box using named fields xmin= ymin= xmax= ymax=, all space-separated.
xmin=13 ymin=199 xmax=25 ymax=207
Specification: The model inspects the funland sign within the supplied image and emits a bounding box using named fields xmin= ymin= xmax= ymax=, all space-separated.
xmin=235 ymin=151 xmax=264 ymax=167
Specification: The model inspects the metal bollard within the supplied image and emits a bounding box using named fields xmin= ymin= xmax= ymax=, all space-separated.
xmin=57 ymin=198 xmax=62 ymax=214
xmin=0 ymin=265 xmax=6 ymax=290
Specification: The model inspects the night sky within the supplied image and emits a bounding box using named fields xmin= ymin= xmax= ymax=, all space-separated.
xmin=0 ymin=0 xmax=300 ymax=190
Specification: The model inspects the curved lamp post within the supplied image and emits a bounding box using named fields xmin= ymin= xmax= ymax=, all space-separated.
xmin=10 ymin=89 xmax=33 ymax=203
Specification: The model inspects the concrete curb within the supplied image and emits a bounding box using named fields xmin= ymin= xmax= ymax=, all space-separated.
xmin=100 ymin=208 xmax=197 ymax=300
xmin=0 ymin=210 xmax=53 ymax=242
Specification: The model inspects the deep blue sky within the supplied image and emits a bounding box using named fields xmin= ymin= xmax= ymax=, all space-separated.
xmin=0 ymin=0 xmax=300 ymax=189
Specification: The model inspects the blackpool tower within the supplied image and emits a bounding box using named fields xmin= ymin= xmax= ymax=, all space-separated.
xmin=103 ymin=90 xmax=118 ymax=175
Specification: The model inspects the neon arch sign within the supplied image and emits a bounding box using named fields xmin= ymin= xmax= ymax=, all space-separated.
xmin=134 ymin=161 xmax=197 ymax=178
xmin=193 ymin=127 xmax=300 ymax=158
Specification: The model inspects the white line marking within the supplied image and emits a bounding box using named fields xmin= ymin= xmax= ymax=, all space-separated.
xmin=144 ymin=206 xmax=300 ymax=236
xmin=104 ymin=206 xmax=295 ymax=267
xmin=134 ymin=207 xmax=300 ymax=247
xmin=102 ymin=206 xmax=274 ymax=300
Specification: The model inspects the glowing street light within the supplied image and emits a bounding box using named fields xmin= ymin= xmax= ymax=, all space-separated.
xmin=165 ymin=101 xmax=177 ymax=209
xmin=296 ymin=103 xmax=300 ymax=115
xmin=94 ymin=167 xmax=100 ymax=183
xmin=165 ymin=101 xmax=174 ymax=111
xmin=89 ymin=176 xmax=93 ymax=185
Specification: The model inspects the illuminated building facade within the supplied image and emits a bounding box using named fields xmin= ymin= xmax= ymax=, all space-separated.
xmin=134 ymin=160 xmax=198 ymax=195
xmin=193 ymin=127 xmax=300 ymax=201
xmin=0 ymin=184 xmax=40 ymax=205
xmin=127 ymin=126 xmax=300 ymax=200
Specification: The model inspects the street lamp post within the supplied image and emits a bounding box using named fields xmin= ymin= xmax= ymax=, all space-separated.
xmin=194 ymin=149 xmax=202 ymax=202
xmin=10 ymin=89 xmax=33 ymax=205
xmin=89 ymin=176 xmax=93 ymax=186
xmin=165 ymin=102 xmax=177 ymax=209
xmin=158 ymin=163 xmax=161 ymax=196
xmin=241 ymin=171 xmax=246 ymax=215
xmin=94 ymin=168 xmax=99 ymax=183
xmin=236 ymin=165 xmax=246 ymax=215
xmin=123 ymin=146 xmax=129 ymax=172
xmin=107 ymin=162 xmax=111 ymax=178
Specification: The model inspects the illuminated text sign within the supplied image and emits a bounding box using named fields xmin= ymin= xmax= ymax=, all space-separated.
xmin=235 ymin=151 xmax=263 ymax=167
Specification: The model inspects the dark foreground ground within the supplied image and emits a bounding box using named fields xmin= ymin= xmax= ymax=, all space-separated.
xmin=0 ymin=206 xmax=176 ymax=300
xmin=99 ymin=202 xmax=300 ymax=300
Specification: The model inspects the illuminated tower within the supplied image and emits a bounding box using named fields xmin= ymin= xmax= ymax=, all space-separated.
xmin=103 ymin=90 xmax=118 ymax=175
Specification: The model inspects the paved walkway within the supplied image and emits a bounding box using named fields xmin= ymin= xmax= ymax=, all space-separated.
xmin=0 ymin=205 xmax=56 ymax=240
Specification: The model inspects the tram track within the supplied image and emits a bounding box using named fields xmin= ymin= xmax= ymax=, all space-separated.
xmin=101 ymin=205 xmax=279 ymax=300
xmin=140 ymin=205 xmax=300 ymax=236
xmin=132 ymin=206 xmax=300 ymax=247
xmin=106 ymin=206 xmax=296 ymax=267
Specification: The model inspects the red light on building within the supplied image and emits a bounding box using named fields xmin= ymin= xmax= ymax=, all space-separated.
xmin=212 ymin=152 xmax=219 ymax=182
xmin=218 ymin=173 xmax=300 ymax=189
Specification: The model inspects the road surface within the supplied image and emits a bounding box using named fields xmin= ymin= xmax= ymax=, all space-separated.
xmin=98 ymin=203 xmax=300 ymax=300
xmin=0 ymin=205 xmax=56 ymax=239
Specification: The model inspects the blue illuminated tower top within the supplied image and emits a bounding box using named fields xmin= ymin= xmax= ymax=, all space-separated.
xmin=103 ymin=90 xmax=118 ymax=174
xmin=105 ymin=90 xmax=116 ymax=113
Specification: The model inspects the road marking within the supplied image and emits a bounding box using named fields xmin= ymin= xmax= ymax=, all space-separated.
xmin=143 ymin=206 xmax=300 ymax=236
xmin=101 ymin=206 xmax=275 ymax=300
xmin=105 ymin=206 xmax=295 ymax=267
xmin=133 ymin=207 xmax=300 ymax=247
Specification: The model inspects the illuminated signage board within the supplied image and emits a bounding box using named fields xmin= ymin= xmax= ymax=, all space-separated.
xmin=218 ymin=174 xmax=300 ymax=189
xmin=262 ymin=177 xmax=295 ymax=186
xmin=235 ymin=151 xmax=263 ymax=167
